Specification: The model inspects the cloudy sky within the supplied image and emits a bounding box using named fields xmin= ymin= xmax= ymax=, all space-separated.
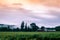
xmin=0 ymin=0 xmax=60 ymax=27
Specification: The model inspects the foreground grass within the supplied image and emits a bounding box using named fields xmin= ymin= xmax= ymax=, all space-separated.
xmin=0 ymin=32 xmax=60 ymax=40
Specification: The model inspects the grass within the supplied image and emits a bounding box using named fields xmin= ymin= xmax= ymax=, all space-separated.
xmin=0 ymin=32 xmax=60 ymax=40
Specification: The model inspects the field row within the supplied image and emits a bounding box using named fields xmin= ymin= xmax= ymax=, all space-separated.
xmin=0 ymin=32 xmax=60 ymax=40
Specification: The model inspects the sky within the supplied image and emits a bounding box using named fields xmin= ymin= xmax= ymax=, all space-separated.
xmin=0 ymin=0 xmax=60 ymax=28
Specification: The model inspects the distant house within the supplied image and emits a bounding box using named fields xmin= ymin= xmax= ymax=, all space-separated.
xmin=37 ymin=29 xmax=42 ymax=32
xmin=37 ymin=28 xmax=56 ymax=32
xmin=37 ymin=28 xmax=47 ymax=32
xmin=45 ymin=28 xmax=56 ymax=32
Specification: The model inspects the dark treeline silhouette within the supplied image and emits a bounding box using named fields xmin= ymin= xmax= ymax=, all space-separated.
xmin=0 ymin=21 xmax=60 ymax=32
xmin=0 ymin=21 xmax=39 ymax=32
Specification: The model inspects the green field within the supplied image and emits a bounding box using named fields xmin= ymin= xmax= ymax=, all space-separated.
xmin=0 ymin=32 xmax=60 ymax=40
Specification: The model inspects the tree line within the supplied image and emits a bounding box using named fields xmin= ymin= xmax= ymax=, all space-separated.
xmin=0 ymin=21 xmax=39 ymax=32
xmin=0 ymin=21 xmax=60 ymax=32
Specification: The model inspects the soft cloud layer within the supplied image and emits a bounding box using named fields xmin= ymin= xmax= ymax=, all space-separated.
xmin=0 ymin=0 xmax=60 ymax=27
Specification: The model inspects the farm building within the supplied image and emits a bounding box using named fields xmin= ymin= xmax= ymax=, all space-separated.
xmin=37 ymin=28 xmax=56 ymax=32
xmin=45 ymin=28 xmax=56 ymax=32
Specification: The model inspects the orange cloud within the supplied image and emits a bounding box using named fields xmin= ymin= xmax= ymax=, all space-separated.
xmin=0 ymin=0 xmax=60 ymax=7
xmin=27 ymin=0 xmax=60 ymax=7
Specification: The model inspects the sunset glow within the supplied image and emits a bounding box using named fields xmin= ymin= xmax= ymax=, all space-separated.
xmin=0 ymin=0 xmax=60 ymax=27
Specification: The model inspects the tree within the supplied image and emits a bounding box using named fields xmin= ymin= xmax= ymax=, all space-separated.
xmin=25 ymin=23 xmax=28 ymax=31
xmin=41 ymin=26 xmax=45 ymax=31
xmin=7 ymin=25 xmax=11 ymax=31
xmin=21 ymin=21 xmax=24 ymax=31
xmin=16 ymin=28 xmax=20 ymax=31
xmin=30 ymin=23 xmax=39 ymax=31
xmin=27 ymin=26 xmax=31 ymax=32
xmin=0 ymin=27 xmax=8 ymax=31
xmin=55 ymin=26 xmax=60 ymax=31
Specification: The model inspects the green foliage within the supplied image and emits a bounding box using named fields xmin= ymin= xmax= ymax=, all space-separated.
xmin=24 ymin=23 xmax=28 ymax=31
xmin=41 ymin=26 xmax=45 ymax=31
xmin=0 ymin=32 xmax=60 ymax=40
xmin=21 ymin=21 xmax=25 ymax=31
xmin=30 ymin=23 xmax=39 ymax=31
xmin=55 ymin=26 xmax=60 ymax=31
